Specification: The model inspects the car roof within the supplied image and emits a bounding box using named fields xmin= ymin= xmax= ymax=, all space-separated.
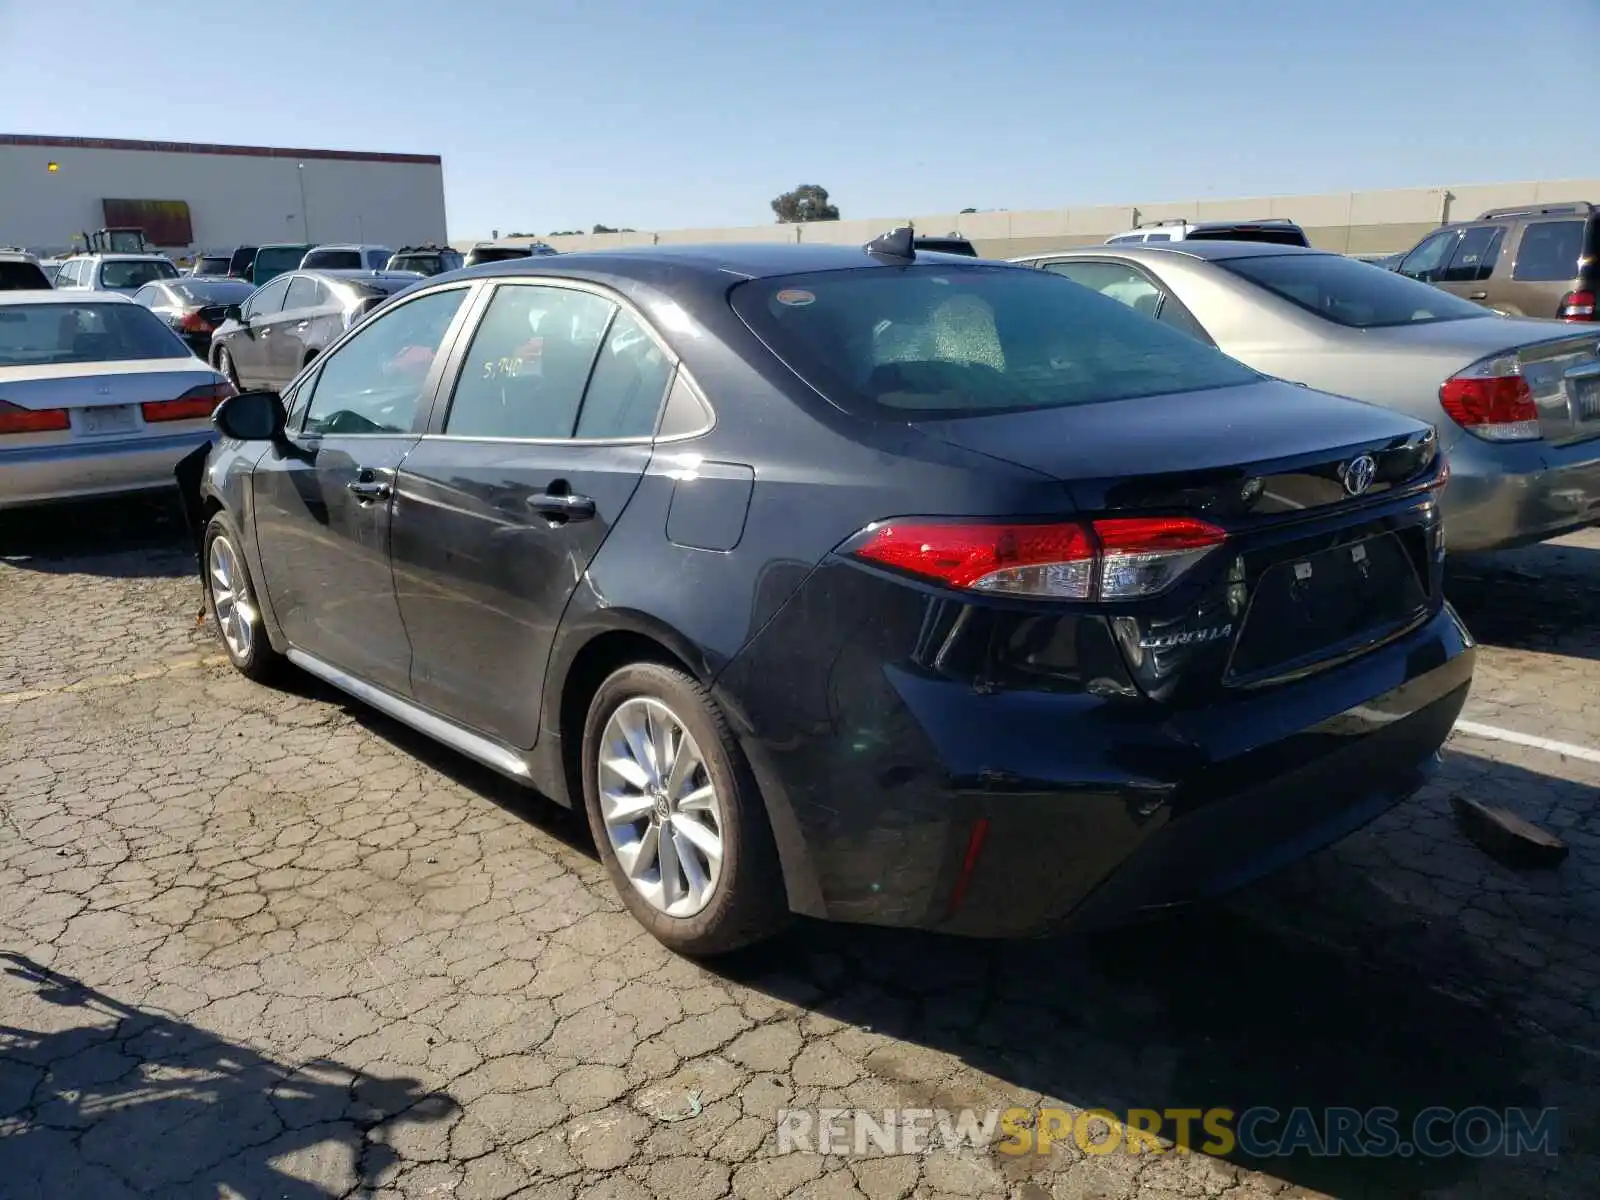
xmin=306 ymin=243 xmax=391 ymax=252
xmin=70 ymin=253 xmax=172 ymax=262
xmin=305 ymin=269 xmax=424 ymax=285
xmin=451 ymin=241 xmax=991 ymax=283
xmin=1015 ymin=240 xmax=1334 ymax=264
xmin=0 ymin=289 xmax=133 ymax=304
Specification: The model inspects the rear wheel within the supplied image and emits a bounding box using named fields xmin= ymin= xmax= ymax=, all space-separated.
xmin=580 ymin=662 xmax=788 ymax=956
xmin=204 ymin=513 xmax=282 ymax=682
xmin=215 ymin=346 xmax=240 ymax=390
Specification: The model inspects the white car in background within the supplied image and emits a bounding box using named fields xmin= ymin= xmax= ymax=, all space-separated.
xmin=53 ymin=253 xmax=180 ymax=295
xmin=0 ymin=290 xmax=233 ymax=509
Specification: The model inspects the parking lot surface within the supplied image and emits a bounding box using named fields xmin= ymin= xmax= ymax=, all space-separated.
xmin=1 ymin=499 xmax=1597 ymax=1200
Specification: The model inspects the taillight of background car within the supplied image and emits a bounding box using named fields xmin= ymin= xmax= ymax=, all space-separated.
xmin=842 ymin=516 xmax=1228 ymax=600
xmin=1439 ymin=354 xmax=1542 ymax=442
xmin=140 ymin=381 xmax=236 ymax=423
xmin=0 ymin=398 xmax=71 ymax=434
xmin=1557 ymin=290 xmax=1596 ymax=320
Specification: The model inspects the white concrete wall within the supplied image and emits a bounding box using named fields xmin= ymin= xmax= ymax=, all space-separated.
xmin=462 ymin=178 xmax=1600 ymax=260
xmin=0 ymin=143 xmax=448 ymax=254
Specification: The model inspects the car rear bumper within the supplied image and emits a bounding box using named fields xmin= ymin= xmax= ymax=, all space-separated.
xmin=720 ymin=584 xmax=1474 ymax=938
xmin=0 ymin=429 xmax=214 ymax=509
xmin=1441 ymin=434 xmax=1600 ymax=552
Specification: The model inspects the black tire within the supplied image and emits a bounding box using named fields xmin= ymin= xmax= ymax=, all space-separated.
xmin=203 ymin=512 xmax=283 ymax=683
xmin=215 ymin=346 xmax=240 ymax=390
xmin=580 ymin=662 xmax=789 ymax=957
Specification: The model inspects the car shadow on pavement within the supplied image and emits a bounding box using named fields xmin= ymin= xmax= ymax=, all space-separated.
xmin=0 ymin=494 xmax=194 ymax=579
xmin=0 ymin=953 xmax=459 ymax=1199
xmin=718 ymin=747 xmax=1598 ymax=1197
xmin=1447 ymin=537 xmax=1600 ymax=661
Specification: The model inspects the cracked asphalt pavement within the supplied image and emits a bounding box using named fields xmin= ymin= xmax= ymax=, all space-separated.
xmin=2 ymin=497 xmax=1597 ymax=1200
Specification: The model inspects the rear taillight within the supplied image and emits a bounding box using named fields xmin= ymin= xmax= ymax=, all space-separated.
xmin=1558 ymin=290 xmax=1596 ymax=320
xmin=140 ymin=381 xmax=235 ymax=423
xmin=1439 ymin=355 xmax=1541 ymax=442
xmin=180 ymin=310 xmax=214 ymax=333
xmin=0 ymin=399 xmax=71 ymax=434
xmin=844 ymin=516 xmax=1226 ymax=600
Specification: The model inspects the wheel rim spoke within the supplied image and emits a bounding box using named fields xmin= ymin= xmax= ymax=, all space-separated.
xmin=597 ymin=696 xmax=725 ymax=919
xmin=209 ymin=537 xmax=255 ymax=660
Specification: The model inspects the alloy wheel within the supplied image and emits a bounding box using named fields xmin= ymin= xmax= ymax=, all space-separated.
xmin=208 ymin=534 xmax=257 ymax=661
xmin=597 ymin=697 xmax=725 ymax=918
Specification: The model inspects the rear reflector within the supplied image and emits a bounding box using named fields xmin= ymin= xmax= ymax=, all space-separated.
xmin=845 ymin=515 xmax=1226 ymax=600
xmin=946 ymin=817 xmax=991 ymax=917
xmin=1439 ymin=354 xmax=1541 ymax=442
xmin=140 ymin=381 xmax=235 ymax=423
xmin=0 ymin=398 xmax=70 ymax=435
xmin=1557 ymin=290 xmax=1596 ymax=320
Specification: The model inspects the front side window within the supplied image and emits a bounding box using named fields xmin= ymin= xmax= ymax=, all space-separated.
xmin=0 ymin=302 xmax=186 ymax=366
xmin=242 ymin=276 xmax=291 ymax=320
xmin=730 ymin=264 xmax=1261 ymax=419
xmin=574 ymin=310 xmax=674 ymax=438
xmin=303 ymin=287 xmax=468 ymax=436
xmin=1222 ymin=253 xmax=1489 ymax=328
xmin=1512 ymin=220 xmax=1585 ymax=282
xmin=444 ymin=284 xmax=615 ymax=438
xmin=1397 ymin=230 xmax=1459 ymax=282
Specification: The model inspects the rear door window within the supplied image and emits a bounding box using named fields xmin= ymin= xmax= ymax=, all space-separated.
xmin=1440 ymin=226 xmax=1505 ymax=282
xmin=443 ymin=284 xmax=615 ymax=439
xmin=365 ymin=250 xmax=389 ymax=269
xmin=1512 ymin=220 xmax=1585 ymax=282
xmin=284 ymin=275 xmax=329 ymax=311
xmin=574 ymin=310 xmax=674 ymax=439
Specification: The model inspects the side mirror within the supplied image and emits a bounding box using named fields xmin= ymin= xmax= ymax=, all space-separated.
xmin=214 ymin=390 xmax=285 ymax=442
xmin=223 ymin=304 xmax=244 ymax=322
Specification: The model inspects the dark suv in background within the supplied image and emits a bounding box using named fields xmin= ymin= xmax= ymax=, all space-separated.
xmin=388 ymin=245 xmax=465 ymax=275
xmin=1393 ymin=202 xmax=1599 ymax=321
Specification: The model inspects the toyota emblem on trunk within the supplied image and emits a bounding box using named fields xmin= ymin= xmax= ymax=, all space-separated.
xmin=1341 ymin=454 xmax=1377 ymax=496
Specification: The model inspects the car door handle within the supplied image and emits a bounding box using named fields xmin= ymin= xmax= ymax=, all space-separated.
xmin=527 ymin=491 xmax=596 ymax=520
xmin=1468 ymin=291 xmax=1488 ymax=300
xmin=347 ymin=479 xmax=392 ymax=501
xmin=296 ymin=321 xmax=309 ymax=331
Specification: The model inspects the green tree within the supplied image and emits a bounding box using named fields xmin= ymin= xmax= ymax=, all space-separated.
xmin=771 ymin=185 xmax=840 ymax=224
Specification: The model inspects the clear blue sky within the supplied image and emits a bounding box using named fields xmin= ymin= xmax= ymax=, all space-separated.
xmin=3 ymin=0 xmax=1597 ymax=239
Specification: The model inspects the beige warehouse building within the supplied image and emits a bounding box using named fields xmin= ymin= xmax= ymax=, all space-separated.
xmin=1 ymin=133 xmax=448 ymax=256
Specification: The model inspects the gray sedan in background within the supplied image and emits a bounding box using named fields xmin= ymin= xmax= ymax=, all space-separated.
xmin=0 ymin=291 xmax=233 ymax=509
xmin=1014 ymin=242 xmax=1600 ymax=552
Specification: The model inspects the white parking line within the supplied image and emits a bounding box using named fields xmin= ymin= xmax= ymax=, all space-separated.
xmin=1453 ymin=720 xmax=1600 ymax=766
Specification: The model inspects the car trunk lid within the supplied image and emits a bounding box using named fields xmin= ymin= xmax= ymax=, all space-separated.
xmin=913 ymin=379 xmax=1445 ymax=704
xmin=0 ymin=359 xmax=220 ymax=446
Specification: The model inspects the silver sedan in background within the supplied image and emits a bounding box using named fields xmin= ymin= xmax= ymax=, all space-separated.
xmin=0 ymin=290 xmax=232 ymax=509
xmin=1013 ymin=242 xmax=1600 ymax=552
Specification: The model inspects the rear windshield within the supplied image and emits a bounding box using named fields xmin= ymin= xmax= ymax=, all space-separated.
xmin=391 ymin=254 xmax=442 ymax=274
xmin=100 ymin=260 xmax=177 ymax=289
xmin=193 ymin=256 xmax=231 ymax=275
xmin=730 ymin=264 xmax=1261 ymax=419
xmin=469 ymin=247 xmax=533 ymax=263
xmin=255 ymin=247 xmax=310 ymax=277
xmin=0 ymin=261 xmax=50 ymax=290
xmin=0 ymin=302 xmax=187 ymax=366
xmin=302 ymin=249 xmax=363 ymax=269
xmin=1185 ymin=227 xmax=1308 ymax=247
xmin=1221 ymin=253 xmax=1489 ymax=328
xmin=173 ymin=279 xmax=254 ymax=305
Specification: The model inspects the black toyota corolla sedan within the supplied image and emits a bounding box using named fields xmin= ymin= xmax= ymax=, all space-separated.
xmin=175 ymin=233 xmax=1474 ymax=956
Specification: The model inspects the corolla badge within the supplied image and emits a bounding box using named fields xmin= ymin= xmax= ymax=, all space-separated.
xmin=1340 ymin=453 xmax=1377 ymax=497
xmin=1137 ymin=623 xmax=1233 ymax=650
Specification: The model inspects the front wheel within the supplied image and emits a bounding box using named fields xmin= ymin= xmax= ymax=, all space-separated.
xmin=204 ymin=513 xmax=282 ymax=682
xmin=580 ymin=662 xmax=788 ymax=956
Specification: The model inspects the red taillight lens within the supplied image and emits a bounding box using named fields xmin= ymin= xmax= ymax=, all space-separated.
xmin=140 ymin=381 xmax=234 ymax=423
xmin=1439 ymin=355 xmax=1541 ymax=442
xmin=1558 ymin=290 xmax=1596 ymax=320
xmin=180 ymin=310 xmax=213 ymax=333
xmin=846 ymin=516 xmax=1225 ymax=600
xmin=0 ymin=398 xmax=71 ymax=434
